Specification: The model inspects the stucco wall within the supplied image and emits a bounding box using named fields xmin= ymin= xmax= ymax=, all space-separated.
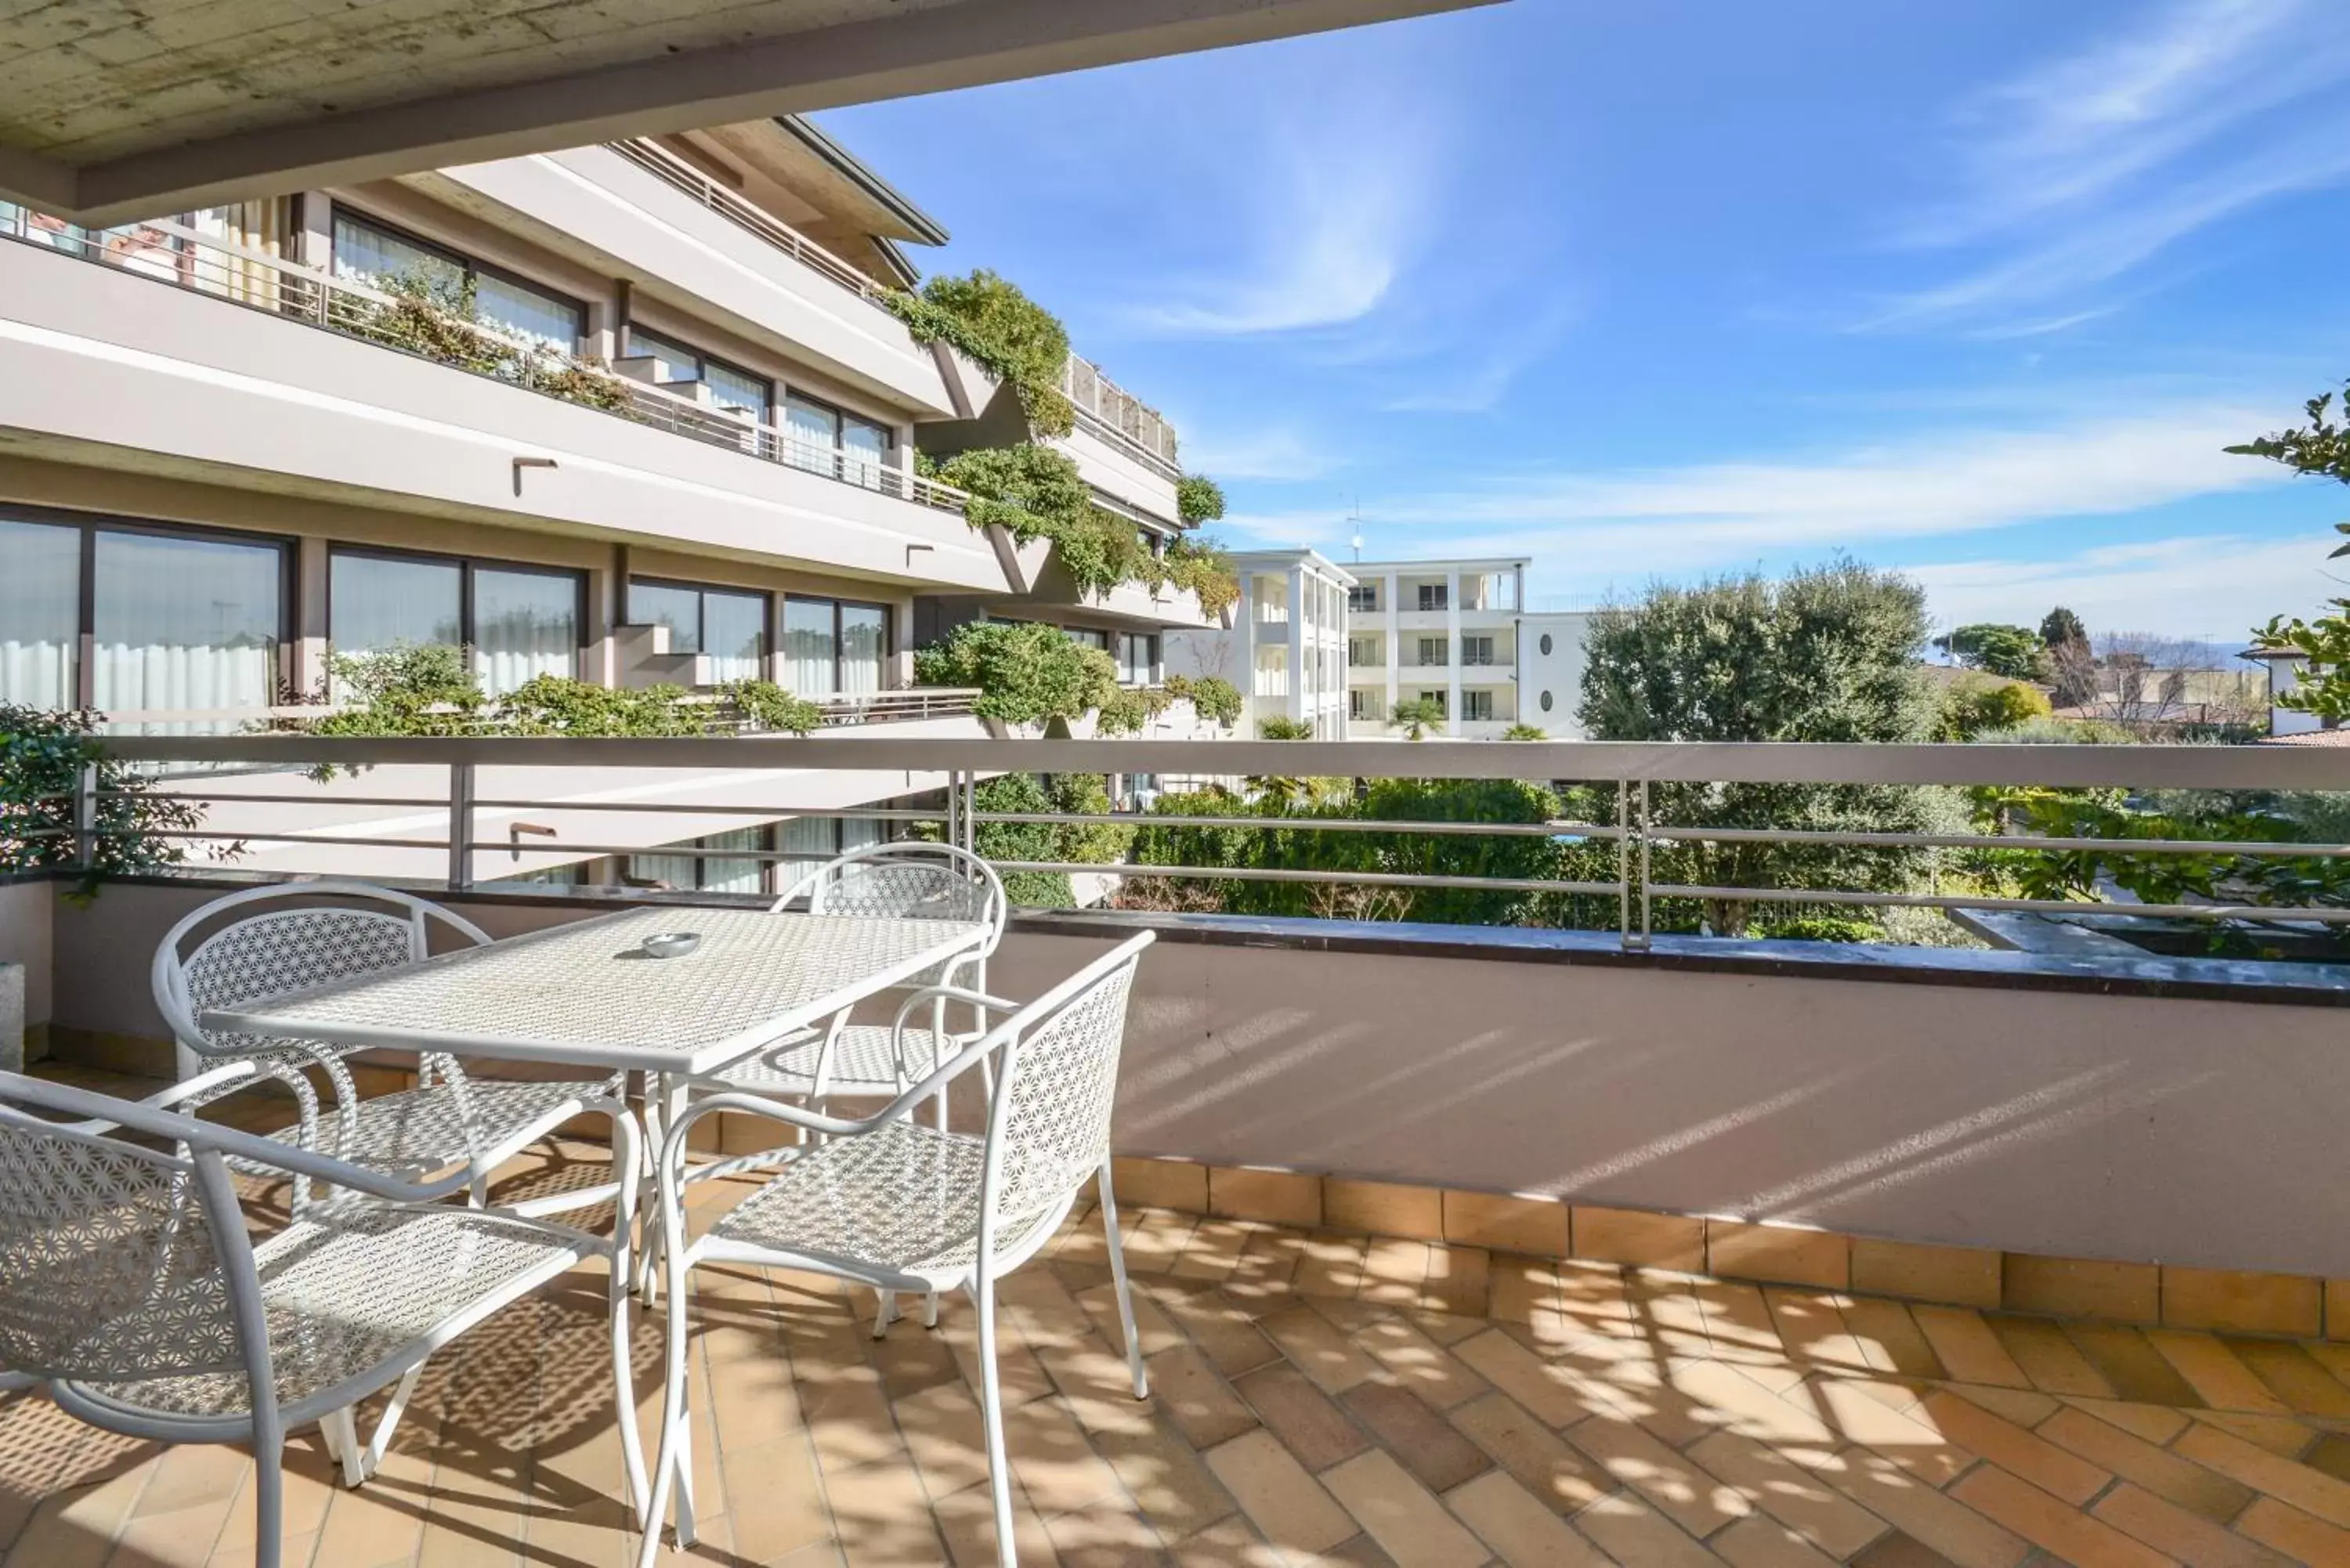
xmin=37 ymin=879 xmax=2350 ymax=1277
xmin=0 ymin=880 xmax=52 ymax=1032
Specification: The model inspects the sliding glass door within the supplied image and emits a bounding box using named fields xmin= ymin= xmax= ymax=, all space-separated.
xmin=330 ymin=547 xmax=579 ymax=696
xmin=783 ymin=596 xmax=889 ymax=699
xmin=0 ymin=518 xmax=80 ymax=710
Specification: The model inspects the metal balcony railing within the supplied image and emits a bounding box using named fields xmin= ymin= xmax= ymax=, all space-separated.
xmin=1061 ymin=355 xmax=1181 ymax=479
xmin=604 ymin=139 xmax=893 ymax=305
xmin=23 ymin=735 xmax=2350 ymax=959
xmin=0 ymin=207 xmax=971 ymax=516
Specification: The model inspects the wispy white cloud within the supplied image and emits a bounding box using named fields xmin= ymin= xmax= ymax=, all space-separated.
xmin=1908 ymin=534 xmax=2337 ymax=641
xmin=1869 ymin=0 xmax=2350 ymax=330
xmin=1227 ymin=402 xmax=2296 ymax=584
xmin=1174 ymin=425 xmax=1339 ymax=483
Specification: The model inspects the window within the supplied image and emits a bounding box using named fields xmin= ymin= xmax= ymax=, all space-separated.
xmin=625 ymin=327 xmax=772 ymax=421
xmin=1539 ymin=632 xmax=1554 ymax=656
xmin=1350 ymin=688 xmax=1382 ymax=721
xmin=1348 ymin=584 xmax=1378 ymax=612
xmin=1118 ymin=632 xmax=1158 ymax=686
xmin=783 ymin=392 xmax=894 ymax=490
xmin=783 ymin=597 xmax=889 ymax=699
xmin=1417 ymin=690 xmax=1448 ymax=717
xmin=1417 ymin=636 xmax=1448 ymax=667
xmin=1462 ymin=690 xmax=1494 ymax=722
xmin=1539 ymin=690 xmax=1554 ymax=712
xmin=1416 ymin=583 xmax=1448 ymax=612
xmin=630 ymin=826 xmax=770 ymax=896
xmin=776 ymin=812 xmax=890 ymax=888
xmin=1063 ymin=627 xmax=1109 ymax=652
xmin=330 ymin=548 xmax=580 ymax=696
xmin=1348 ymin=636 xmax=1380 ymax=668
xmin=627 ymin=578 xmax=768 ymax=683
xmin=331 ymin=211 xmax=584 ymax=352
xmin=1462 ymin=635 xmax=1495 ymax=667
xmin=0 ymin=511 xmax=287 ymax=728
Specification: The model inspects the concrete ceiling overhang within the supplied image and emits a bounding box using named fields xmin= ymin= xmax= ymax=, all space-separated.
xmin=3 ymin=0 xmax=1496 ymax=226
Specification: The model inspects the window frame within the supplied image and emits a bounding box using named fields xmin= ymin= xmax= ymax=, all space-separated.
xmin=329 ymin=205 xmax=589 ymax=351
xmin=626 ymin=574 xmax=772 ymax=667
xmin=781 ymin=593 xmax=894 ymax=696
xmin=0 ymin=503 xmax=295 ymax=711
xmin=624 ymin=325 xmax=774 ymax=420
xmin=327 ymin=541 xmax=588 ymax=682
xmin=1347 ymin=584 xmax=1379 ymax=613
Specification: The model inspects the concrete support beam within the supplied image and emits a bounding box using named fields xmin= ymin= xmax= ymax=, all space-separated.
xmin=9 ymin=0 xmax=1497 ymax=226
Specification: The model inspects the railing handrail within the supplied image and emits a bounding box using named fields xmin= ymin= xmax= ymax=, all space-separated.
xmin=82 ymin=734 xmax=2350 ymax=789
xmin=1061 ymin=353 xmax=1182 ymax=478
xmin=603 ymin=139 xmax=892 ymax=306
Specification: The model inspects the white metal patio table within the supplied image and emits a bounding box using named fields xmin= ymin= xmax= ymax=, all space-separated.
xmin=201 ymin=904 xmax=991 ymax=1274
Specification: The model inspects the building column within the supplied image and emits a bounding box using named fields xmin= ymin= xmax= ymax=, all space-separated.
xmin=1383 ymin=570 xmax=1400 ymax=727
xmin=293 ymin=534 xmax=330 ymax=698
xmin=1287 ymin=568 xmax=1307 ymax=724
xmin=1446 ymin=569 xmax=1462 ymax=728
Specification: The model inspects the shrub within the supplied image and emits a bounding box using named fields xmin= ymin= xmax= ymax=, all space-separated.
xmin=913 ymin=621 xmax=1118 ymax=728
xmin=1502 ymin=723 xmax=1549 ymax=741
xmin=1163 ymin=674 xmax=1242 ymax=726
xmin=2 ymin=706 xmax=207 ymax=892
xmin=1257 ymin=716 xmax=1315 ymax=739
xmin=1176 ymin=475 xmax=1227 ymax=525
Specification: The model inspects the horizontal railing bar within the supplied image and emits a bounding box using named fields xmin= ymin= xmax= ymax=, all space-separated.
xmin=111 ymin=791 xmax=453 ymax=809
xmin=1650 ymin=883 xmax=2350 ymax=925
xmin=992 ymin=860 xmax=1621 ymax=895
xmin=88 ymin=735 xmax=2350 ymax=789
xmin=973 ymin=810 xmax=1621 ymax=840
xmin=139 ymin=829 xmax=435 ymax=851
xmin=1657 ymin=826 xmax=2350 ymax=858
xmin=470 ymin=802 xmax=945 ymax=820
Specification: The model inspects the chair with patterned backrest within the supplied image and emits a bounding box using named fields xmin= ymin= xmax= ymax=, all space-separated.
xmin=153 ymin=880 xmax=626 ymax=1212
xmin=637 ymin=931 xmax=1156 ymax=1568
xmin=0 ymin=1071 xmax=645 ymax=1567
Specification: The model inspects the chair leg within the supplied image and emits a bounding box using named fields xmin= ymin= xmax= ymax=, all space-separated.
xmin=973 ymin=1277 xmax=1018 ymax=1568
xmin=609 ymin=1227 xmax=649 ymax=1523
xmin=1097 ymin=1162 xmax=1150 ymax=1400
xmin=635 ymin=1210 xmax=699 ymax=1566
xmin=322 ymin=1406 xmax=367 ymax=1488
xmin=873 ymin=1289 xmax=898 ymax=1338
xmin=358 ymin=1363 xmax=426 ymax=1481
xmin=251 ymin=1425 xmax=287 ymax=1568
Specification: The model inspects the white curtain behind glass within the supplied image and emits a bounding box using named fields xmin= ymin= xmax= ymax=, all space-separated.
xmin=839 ymin=605 xmax=885 ymax=697
xmin=473 ymin=569 xmax=577 ymax=695
xmin=626 ymin=852 xmax=696 ymax=891
xmin=783 ymin=599 xmax=836 ymax=698
xmin=778 ymin=815 xmax=838 ymax=888
xmin=700 ymin=826 xmax=766 ymax=896
xmin=784 ymin=397 xmax=838 ymax=476
xmin=328 ymin=553 xmax=461 ymax=698
xmin=841 ymin=418 xmax=888 ymax=491
xmin=703 ymin=591 xmax=767 ymax=684
xmin=626 ymin=581 xmax=702 ymax=652
xmin=0 ymin=518 xmax=78 ymax=710
xmin=92 ymin=532 xmax=279 ymax=733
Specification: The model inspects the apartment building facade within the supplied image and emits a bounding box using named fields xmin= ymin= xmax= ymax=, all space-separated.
xmin=0 ymin=120 xmax=1221 ymax=891
xmin=1343 ymin=558 xmax=1528 ymax=738
xmin=1165 ymin=549 xmax=1354 ymax=739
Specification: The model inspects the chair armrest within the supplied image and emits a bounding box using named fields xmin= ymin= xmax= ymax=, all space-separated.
xmin=891 ymin=984 xmax=1021 ymax=1034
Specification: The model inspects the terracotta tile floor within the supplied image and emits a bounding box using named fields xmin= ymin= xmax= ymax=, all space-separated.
xmin=10 ymin=1103 xmax=2350 ymax=1564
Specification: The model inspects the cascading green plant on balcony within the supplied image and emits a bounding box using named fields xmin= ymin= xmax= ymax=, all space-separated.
xmin=1162 ymin=674 xmax=1242 ymax=726
xmin=345 ymin=272 xmax=630 ymax=414
xmin=884 ymin=270 xmax=1076 ymax=436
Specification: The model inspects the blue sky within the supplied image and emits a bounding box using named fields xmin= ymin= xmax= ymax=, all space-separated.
xmin=823 ymin=0 xmax=2350 ymax=644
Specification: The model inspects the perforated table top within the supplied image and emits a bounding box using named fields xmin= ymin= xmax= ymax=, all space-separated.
xmin=203 ymin=907 xmax=988 ymax=1076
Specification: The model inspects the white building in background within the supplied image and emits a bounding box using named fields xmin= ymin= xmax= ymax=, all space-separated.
xmin=1165 ymin=549 xmax=1354 ymax=739
xmin=1343 ymin=558 xmax=1528 ymax=738
xmin=1516 ymin=611 xmax=1595 ymax=738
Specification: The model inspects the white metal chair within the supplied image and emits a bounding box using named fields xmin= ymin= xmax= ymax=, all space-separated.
xmin=0 ymin=1071 xmax=647 ymax=1568
xmin=689 ymin=841 xmax=1010 ymax=1114
xmin=636 ymin=932 xmax=1158 ymax=1568
xmin=153 ymin=880 xmax=627 ymax=1212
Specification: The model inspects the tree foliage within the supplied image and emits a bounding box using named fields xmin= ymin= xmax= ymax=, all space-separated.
xmin=1937 ymin=623 xmax=2044 ymax=681
xmin=1578 ymin=562 xmax=1947 ymax=935
xmin=1389 ymin=697 xmax=1445 ymax=740
xmin=2039 ymin=606 xmax=2087 ymax=649
xmin=971 ymin=771 xmax=1129 ymax=907
xmin=2228 ymin=385 xmax=2350 ymax=493
xmin=913 ymin=621 xmax=1119 ymax=728
xmin=1 ymin=705 xmax=208 ymax=894
xmin=934 ymin=447 xmax=1235 ymax=612
xmin=1126 ymin=779 xmax=1562 ymax=927
xmin=1935 ymin=674 xmax=2052 ymax=741
xmin=885 ymin=270 xmax=1076 ymax=435
xmin=1256 ymin=716 xmax=1316 ymax=739
xmin=1176 ymin=475 xmax=1227 ymax=526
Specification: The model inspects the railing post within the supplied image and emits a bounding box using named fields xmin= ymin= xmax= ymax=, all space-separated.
xmin=74 ymin=762 xmax=99 ymax=871
xmin=1637 ymin=779 xmax=1653 ymax=948
xmin=1616 ymin=778 xmax=1632 ymax=949
xmin=446 ymin=762 xmax=475 ymax=892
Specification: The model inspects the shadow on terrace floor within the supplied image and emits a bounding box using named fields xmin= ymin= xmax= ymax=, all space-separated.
xmin=9 ymin=1071 xmax=2350 ymax=1566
